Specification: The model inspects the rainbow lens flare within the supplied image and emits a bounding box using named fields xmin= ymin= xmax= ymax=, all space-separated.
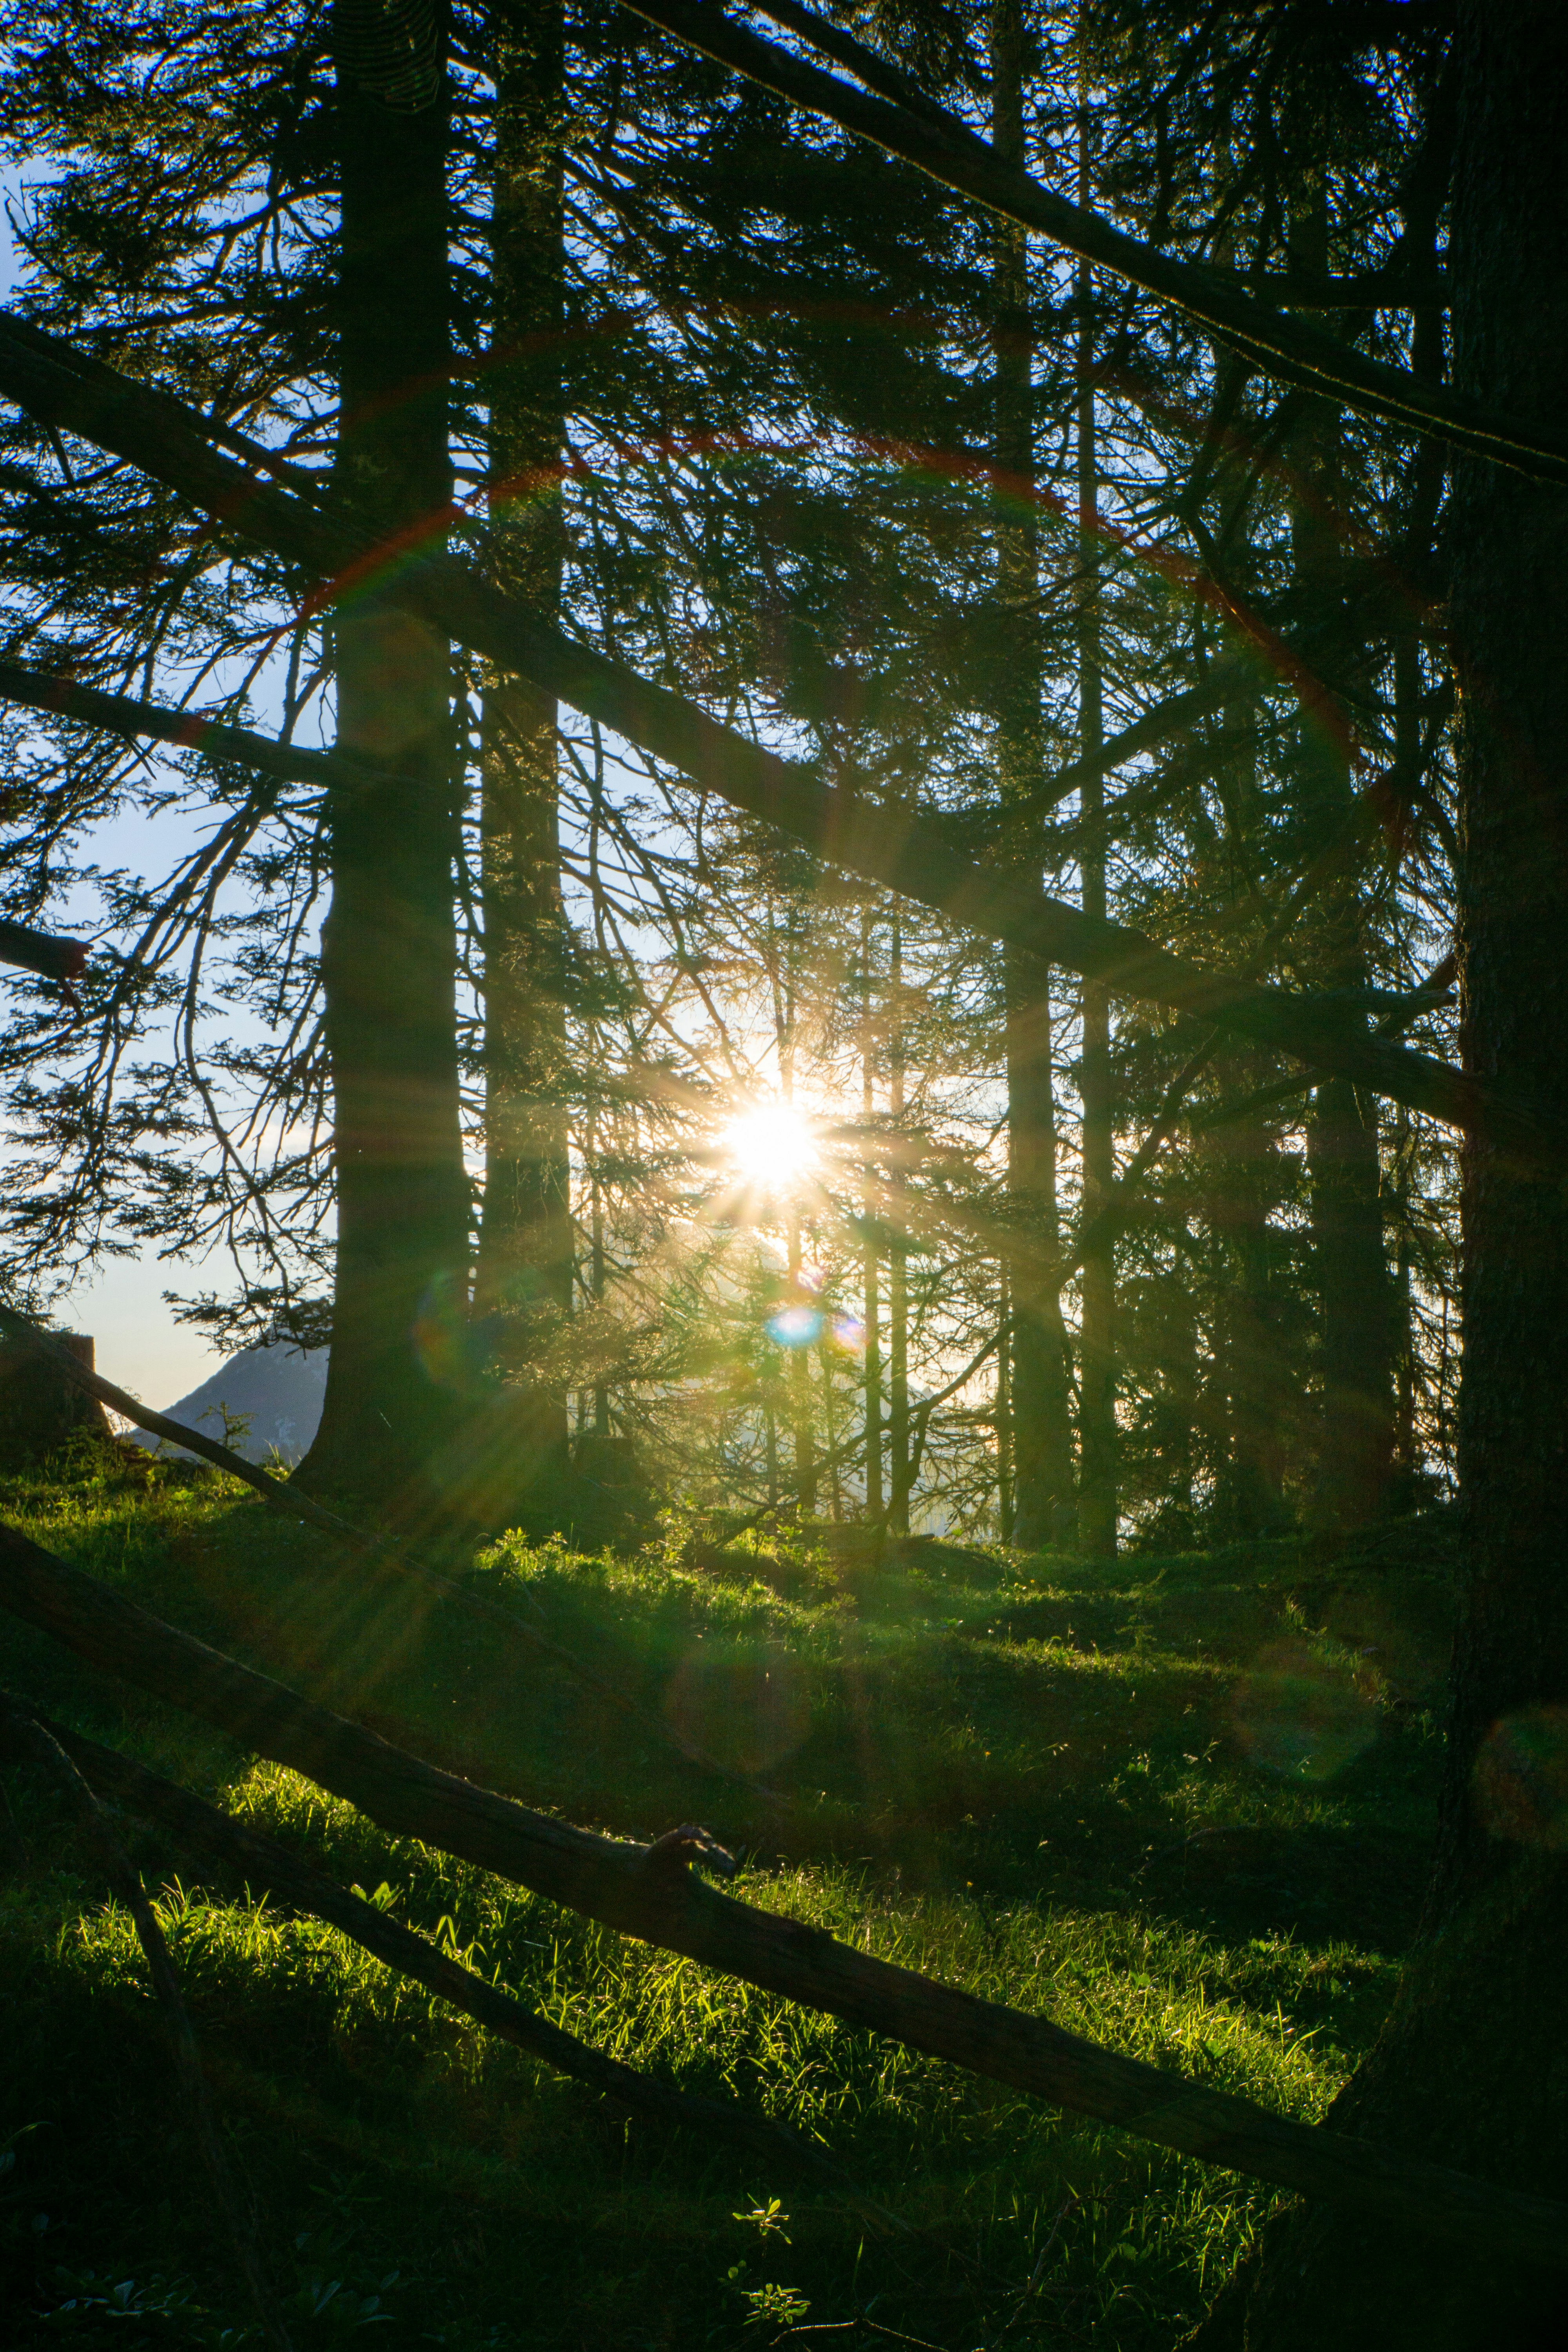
xmin=1474 ymin=1705 xmax=1568 ymax=1850
xmin=1231 ymin=1640 xmax=1377 ymax=1782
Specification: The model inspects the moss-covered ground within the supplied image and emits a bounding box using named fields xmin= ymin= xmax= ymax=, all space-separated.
xmin=0 ymin=1451 xmax=1458 ymax=2349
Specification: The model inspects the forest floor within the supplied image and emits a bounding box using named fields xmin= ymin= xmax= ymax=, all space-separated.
xmin=0 ymin=1451 xmax=1459 ymax=2351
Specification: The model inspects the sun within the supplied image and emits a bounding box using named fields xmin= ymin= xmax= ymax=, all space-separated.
xmin=721 ymin=1100 xmax=818 ymax=1186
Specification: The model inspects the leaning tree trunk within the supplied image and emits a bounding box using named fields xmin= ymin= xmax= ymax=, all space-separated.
xmin=467 ymin=0 xmax=575 ymax=1515
xmin=1189 ymin=13 xmax=1568 ymax=2346
xmin=992 ymin=0 xmax=1074 ymax=1554
xmin=299 ymin=0 xmax=471 ymax=1505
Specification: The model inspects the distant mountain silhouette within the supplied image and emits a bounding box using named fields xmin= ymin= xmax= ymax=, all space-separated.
xmin=131 ymin=1342 xmax=327 ymax=1465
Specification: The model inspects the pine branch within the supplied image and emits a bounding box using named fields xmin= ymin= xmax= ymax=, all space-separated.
xmin=617 ymin=1 xmax=1563 ymax=481
xmin=0 ymin=312 xmax=1550 ymax=1157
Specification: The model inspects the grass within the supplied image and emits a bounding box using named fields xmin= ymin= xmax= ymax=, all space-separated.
xmin=0 ymin=1448 xmax=1458 ymax=2349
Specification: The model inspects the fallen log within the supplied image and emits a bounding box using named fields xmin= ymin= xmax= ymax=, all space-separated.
xmin=0 ymin=1300 xmax=767 ymax=1800
xmin=0 ymin=1693 xmax=860 ymax=2200
xmin=2 ymin=1516 xmax=1564 ymax=2266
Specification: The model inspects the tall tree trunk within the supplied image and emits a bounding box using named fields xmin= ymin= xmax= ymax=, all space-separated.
xmin=472 ymin=0 xmax=573 ymax=1492
xmin=1306 ymin=1074 xmax=1395 ymax=1525
xmin=1191 ymin=15 xmax=1568 ymax=2344
xmin=887 ymin=910 xmax=911 ymax=1534
xmin=820 ymin=1340 xmax=842 ymax=1523
xmin=788 ymin=1201 xmax=815 ymax=1517
xmin=1075 ymin=100 xmax=1117 ymax=1559
xmin=1392 ymin=1173 xmax=1418 ymax=1492
xmin=861 ymin=913 xmax=884 ymax=1521
xmin=1208 ymin=1084 xmax=1290 ymax=1536
xmin=301 ymin=0 xmax=470 ymax=1504
xmin=1289 ymin=184 xmax=1395 ymax=1532
xmin=993 ymin=0 xmax=1075 ymax=1555
xmin=587 ymin=1080 xmax=610 ymax=1440
xmin=995 ymin=1268 xmax=1014 ymax=1543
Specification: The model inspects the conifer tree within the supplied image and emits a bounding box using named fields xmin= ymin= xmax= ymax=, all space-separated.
xmin=470 ymin=0 xmax=575 ymax=1500
xmin=300 ymin=0 xmax=471 ymax=1501
xmin=991 ymin=0 xmax=1075 ymax=1552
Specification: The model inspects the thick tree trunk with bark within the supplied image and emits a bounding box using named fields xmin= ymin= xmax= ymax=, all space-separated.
xmin=1191 ymin=13 xmax=1568 ymax=2344
xmin=1206 ymin=1086 xmax=1290 ymax=1536
xmin=468 ymin=0 xmax=574 ymax=1508
xmin=300 ymin=1 xmax=471 ymax=1504
xmin=860 ymin=933 xmax=884 ymax=1520
xmin=1288 ymin=189 xmax=1396 ymax=1532
xmin=1307 ymin=1073 xmax=1396 ymax=1526
xmin=1075 ymin=125 xmax=1117 ymax=1560
xmin=992 ymin=0 xmax=1074 ymax=1555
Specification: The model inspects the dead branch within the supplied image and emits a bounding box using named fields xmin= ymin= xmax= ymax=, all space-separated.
xmin=0 ymin=1695 xmax=881 ymax=2211
xmin=0 ymin=913 xmax=86 ymax=988
xmin=0 ymin=1300 xmax=772 ymax=1802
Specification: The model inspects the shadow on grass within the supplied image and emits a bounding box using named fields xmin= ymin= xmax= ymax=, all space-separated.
xmin=0 ymin=1458 xmax=1452 ymax=2351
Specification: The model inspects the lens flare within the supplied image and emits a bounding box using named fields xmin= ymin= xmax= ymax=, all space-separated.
xmin=767 ymin=1304 xmax=823 ymax=1348
xmin=664 ymin=1644 xmax=810 ymax=1773
xmin=1474 ymin=1706 xmax=1568 ymax=1850
xmin=722 ymin=1101 xmax=818 ymax=1186
xmin=1232 ymin=1640 xmax=1377 ymax=1782
xmin=412 ymin=1270 xmax=470 ymax=1392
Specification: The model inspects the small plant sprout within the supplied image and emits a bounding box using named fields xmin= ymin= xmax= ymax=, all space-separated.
xmin=743 ymin=2283 xmax=811 ymax=2328
xmin=732 ymin=2198 xmax=792 ymax=2243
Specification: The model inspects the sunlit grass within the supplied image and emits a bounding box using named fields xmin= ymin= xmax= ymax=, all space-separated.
xmin=0 ymin=1452 xmax=1451 ymax=2347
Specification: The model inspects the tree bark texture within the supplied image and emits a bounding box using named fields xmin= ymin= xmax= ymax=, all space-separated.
xmin=0 ymin=1332 xmax=109 ymax=1470
xmin=1287 ymin=189 xmax=1395 ymax=1532
xmin=472 ymin=0 xmax=573 ymax=1499
xmin=1075 ymin=109 xmax=1117 ymax=1559
xmin=1205 ymin=1092 xmax=1291 ymax=1537
xmin=993 ymin=0 xmax=1075 ymax=1555
xmin=301 ymin=0 xmax=471 ymax=1504
xmin=1191 ymin=13 xmax=1568 ymax=2345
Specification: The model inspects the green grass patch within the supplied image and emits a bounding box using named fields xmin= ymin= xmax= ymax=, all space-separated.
xmin=0 ymin=1453 xmax=1454 ymax=2348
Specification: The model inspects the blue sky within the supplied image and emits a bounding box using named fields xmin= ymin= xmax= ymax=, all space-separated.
xmin=2 ymin=175 xmax=229 ymax=1408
